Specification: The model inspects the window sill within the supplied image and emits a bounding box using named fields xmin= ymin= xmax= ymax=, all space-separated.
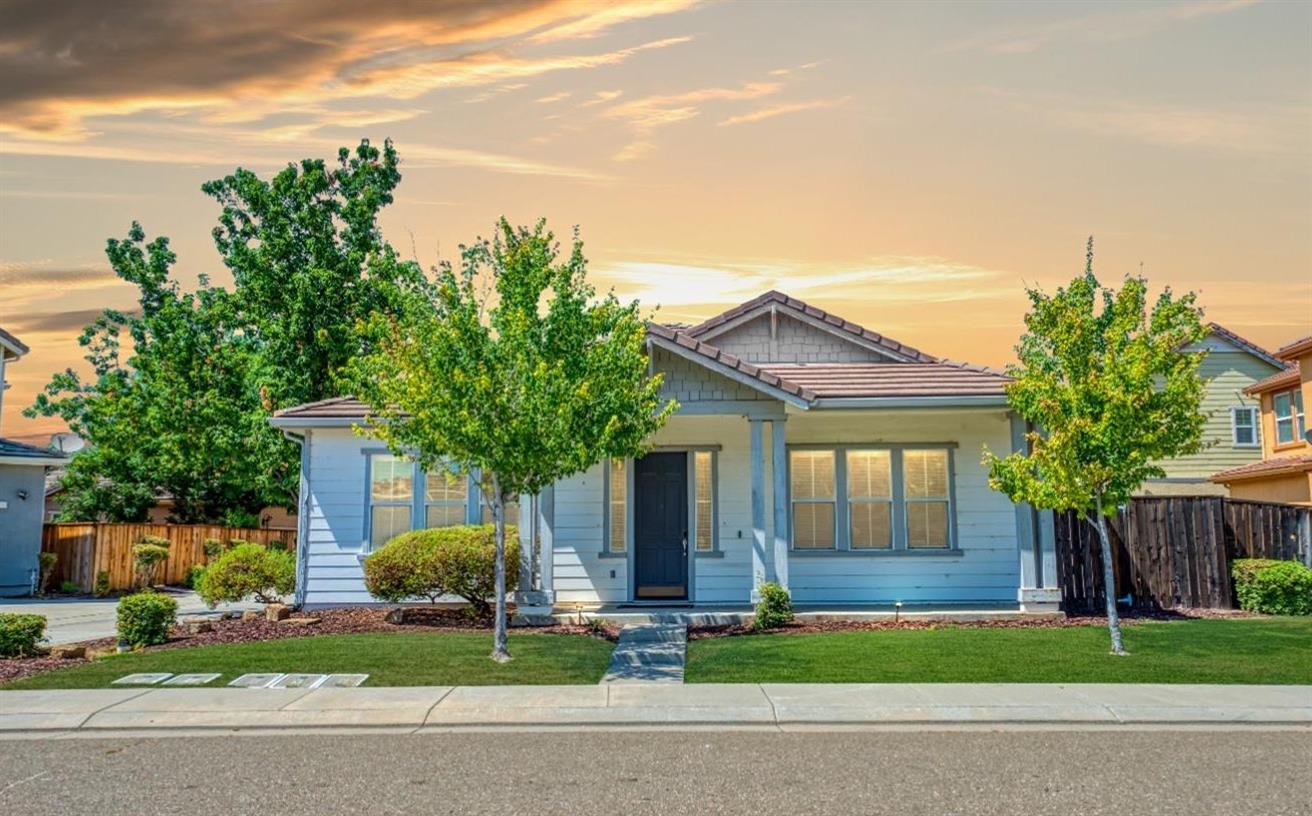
xmin=1272 ymin=441 xmax=1309 ymax=452
xmin=789 ymin=548 xmax=964 ymax=558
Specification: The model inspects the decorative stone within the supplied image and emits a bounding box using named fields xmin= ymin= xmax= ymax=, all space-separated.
xmin=85 ymin=646 xmax=116 ymax=660
xmin=265 ymin=603 xmax=291 ymax=622
xmin=186 ymin=620 xmax=214 ymax=634
xmin=384 ymin=608 xmax=405 ymax=624
xmin=240 ymin=610 xmax=262 ymax=622
xmin=50 ymin=645 xmax=86 ymax=660
xmin=281 ymin=616 xmax=321 ymax=626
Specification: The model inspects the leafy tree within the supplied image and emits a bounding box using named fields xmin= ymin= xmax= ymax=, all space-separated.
xmin=203 ymin=139 xmax=427 ymax=410
xmin=984 ymin=239 xmax=1207 ymax=655
xmin=28 ymin=225 xmax=286 ymax=522
xmin=348 ymin=219 xmax=675 ymax=661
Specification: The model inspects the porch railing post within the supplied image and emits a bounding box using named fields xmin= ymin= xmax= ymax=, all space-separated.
xmin=771 ymin=417 xmax=789 ymax=591
xmin=749 ymin=418 xmax=769 ymax=601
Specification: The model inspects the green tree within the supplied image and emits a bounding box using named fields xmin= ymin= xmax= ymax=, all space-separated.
xmin=28 ymin=224 xmax=285 ymax=522
xmin=203 ymin=139 xmax=426 ymax=410
xmin=348 ymin=219 xmax=675 ymax=661
xmin=984 ymin=239 xmax=1207 ymax=655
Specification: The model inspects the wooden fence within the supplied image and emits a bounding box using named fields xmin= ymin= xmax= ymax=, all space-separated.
xmin=1055 ymin=497 xmax=1312 ymax=613
xmin=41 ymin=523 xmax=296 ymax=593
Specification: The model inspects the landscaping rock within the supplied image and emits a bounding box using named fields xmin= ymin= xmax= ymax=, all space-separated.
xmin=281 ymin=616 xmax=322 ymax=626
xmin=384 ymin=608 xmax=405 ymax=624
xmin=85 ymin=645 xmax=116 ymax=660
xmin=186 ymin=620 xmax=214 ymax=634
xmin=266 ymin=604 xmax=291 ymax=622
xmin=240 ymin=610 xmax=262 ymax=622
xmin=50 ymin=645 xmax=86 ymax=660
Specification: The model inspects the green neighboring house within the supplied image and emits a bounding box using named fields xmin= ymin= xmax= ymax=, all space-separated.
xmin=1140 ymin=323 xmax=1285 ymax=497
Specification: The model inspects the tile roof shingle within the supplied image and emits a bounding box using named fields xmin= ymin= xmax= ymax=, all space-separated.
xmin=1210 ymin=453 xmax=1312 ymax=483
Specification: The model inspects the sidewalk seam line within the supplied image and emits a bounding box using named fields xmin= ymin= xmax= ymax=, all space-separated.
xmin=410 ymin=686 xmax=455 ymax=733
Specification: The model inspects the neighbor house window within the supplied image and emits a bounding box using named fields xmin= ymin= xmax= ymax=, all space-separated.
xmin=605 ymin=459 xmax=627 ymax=553
xmin=694 ymin=451 xmax=715 ymax=552
xmin=425 ymin=468 xmax=467 ymax=528
xmin=903 ymin=449 xmax=951 ymax=549
xmin=368 ymin=453 xmax=413 ymax=549
xmin=791 ymin=450 xmax=836 ymax=549
xmin=1231 ymin=406 xmax=1259 ymax=448
xmin=847 ymin=450 xmax=892 ymax=549
xmin=1273 ymin=389 xmax=1305 ymax=445
xmin=482 ymin=494 xmax=521 ymax=527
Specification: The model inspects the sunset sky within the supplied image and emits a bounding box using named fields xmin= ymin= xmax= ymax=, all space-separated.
xmin=1 ymin=0 xmax=1309 ymax=442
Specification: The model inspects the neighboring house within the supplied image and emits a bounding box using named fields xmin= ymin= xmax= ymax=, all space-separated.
xmin=1139 ymin=323 xmax=1284 ymax=497
xmin=271 ymin=291 xmax=1060 ymax=613
xmin=0 ymin=327 xmax=67 ymax=596
xmin=1210 ymin=334 xmax=1312 ymax=505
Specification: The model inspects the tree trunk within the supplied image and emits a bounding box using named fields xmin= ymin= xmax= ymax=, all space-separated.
xmin=489 ymin=475 xmax=512 ymax=663
xmin=1093 ymin=494 xmax=1128 ymax=656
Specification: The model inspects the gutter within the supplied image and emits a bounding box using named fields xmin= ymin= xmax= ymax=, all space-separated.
xmin=281 ymin=430 xmax=311 ymax=609
xmin=811 ymin=395 xmax=1010 ymax=409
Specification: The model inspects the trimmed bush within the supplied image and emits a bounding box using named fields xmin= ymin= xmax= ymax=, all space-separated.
xmin=752 ymin=582 xmax=794 ymax=631
xmin=93 ymin=570 xmax=111 ymax=598
xmin=364 ymin=524 xmax=518 ymax=615
xmin=37 ymin=552 xmax=57 ymax=594
xmin=116 ymin=591 xmax=178 ymax=647
xmin=0 ymin=613 xmax=47 ymax=657
xmin=197 ymin=542 xmax=294 ymax=606
xmin=202 ymin=538 xmax=225 ymax=559
xmin=1233 ymin=558 xmax=1312 ymax=616
xmin=132 ymin=536 xmax=171 ymax=588
xmin=183 ymin=564 xmax=207 ymax=590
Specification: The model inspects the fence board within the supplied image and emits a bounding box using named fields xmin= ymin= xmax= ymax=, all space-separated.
xmin=41 ymin=522 xmax=295 ymax=593
xmin=1055 ymin=497 xmax=1311 ymax=612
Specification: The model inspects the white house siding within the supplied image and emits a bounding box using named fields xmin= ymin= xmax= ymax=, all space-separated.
xmin=301 ymin=428 xmax=376 ymax=607
xmin=783 ymin=408 xmax=1019 ymax=605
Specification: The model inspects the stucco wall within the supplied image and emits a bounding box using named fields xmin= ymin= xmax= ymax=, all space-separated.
xmin=0 ymin=464 xmax=48 ymax=596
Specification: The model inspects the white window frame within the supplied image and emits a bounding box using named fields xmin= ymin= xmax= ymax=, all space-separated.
xmin=1273 ymin=388 xmax=1305 ymax=446
xmin=1230 ymin=406 xmax=1260 ymax=448
xmin=364 ymin=451 xmax=416 ymax=551
xmin=691 ymin=449 xmax=721 ymax=556
xmin=789 ymin=449 xmax=839 ymax=550
xmin=901 ymin=449 xmax=953 ymax=550
xmin=846 ymin=449 xmax=894 ymax=550
xmin=424 ymin=465 xmax=471 ymax=529
xmin=601 ymin=458 xmax=630 ymax=557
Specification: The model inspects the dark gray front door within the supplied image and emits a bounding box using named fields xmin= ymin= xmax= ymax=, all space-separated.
xmin=634 ymin=452 xmax=688 ymax=600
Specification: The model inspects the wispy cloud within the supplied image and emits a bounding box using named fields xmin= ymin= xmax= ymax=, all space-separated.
xmin=718 ymin=96 xmax=850 ymax=127
xmin=603 ymin=81 xmax=782 ymax=160
xmin=535 ymin=91 xmax=572 ymax=104
xmin=944 ymin=0 xmax=1259 ymax=54
xmin=768 ymin=60 xmax=823 ymax=77
xmin=0 ymin=1 xmax=699 ymax=138
xmin=0 ymin=260 xmax=118 ymax=289
xmin=579 ymin=90 xmax=624 ymax=107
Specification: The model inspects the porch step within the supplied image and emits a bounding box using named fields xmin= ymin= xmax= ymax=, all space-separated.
xmin=601 ymin=624 xmax=688 ymax=684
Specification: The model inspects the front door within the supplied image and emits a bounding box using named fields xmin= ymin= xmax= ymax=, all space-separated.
xmin=634 ymin=452 xmax=688 ymax=600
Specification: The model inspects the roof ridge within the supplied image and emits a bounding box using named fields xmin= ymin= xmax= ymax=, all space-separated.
xmin=273 ymin=395 xmax=359 ymax=416
xmin=1204 ymin=322 xmax=1284 ymax=368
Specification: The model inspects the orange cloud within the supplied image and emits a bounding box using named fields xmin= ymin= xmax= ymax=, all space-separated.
xmin=718 ymin=96 xmax=850 ymax=127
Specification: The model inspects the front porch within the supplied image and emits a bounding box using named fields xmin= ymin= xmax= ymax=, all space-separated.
xmin=541 ymin=601 xmax=1058 ymax=627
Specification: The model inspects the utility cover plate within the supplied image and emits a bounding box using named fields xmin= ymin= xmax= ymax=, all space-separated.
xmin=229 ymin=673 xmax=284 ymax=688
xmin=318 ymin=674 xmax=369 ymax=688
xmin=111 ymin=673 xmax=172 ymax=685
xmin=162 ymin=673 xmax=221 ymax=686
xmin=269 ymin=673 xmax=326 ymax=689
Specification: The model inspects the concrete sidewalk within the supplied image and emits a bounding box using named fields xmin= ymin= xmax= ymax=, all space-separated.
xmin=1 ymin=684 xmax=1308 ymax=735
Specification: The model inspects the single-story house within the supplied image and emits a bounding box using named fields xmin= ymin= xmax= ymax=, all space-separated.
xmin=0 ymin=327 xmax=67 ymax=596
xmin=271 ymin=291 xmax=1059 ymax=613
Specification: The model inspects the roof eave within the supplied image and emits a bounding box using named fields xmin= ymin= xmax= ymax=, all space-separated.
xmin=810 ymin=395 xmax=1010 ymax=409
xmin=268 ymin=416 xmax=365 ymax=429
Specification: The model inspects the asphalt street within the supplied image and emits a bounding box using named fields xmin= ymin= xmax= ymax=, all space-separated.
xmin=0 ymin=729 xmax=1308 ymax=815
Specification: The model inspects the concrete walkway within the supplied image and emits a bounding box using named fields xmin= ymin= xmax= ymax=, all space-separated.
xmin=0 ymin=590 xmax=260 ymax=645
xmin=1 ymin=684 xmax=1307 ymax=735
xmin=601 ymin=624 xmax=687 ymax=683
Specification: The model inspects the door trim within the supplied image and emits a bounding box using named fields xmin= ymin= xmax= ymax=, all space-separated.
xmin=628 ymin=451 xmax=694 ymax=603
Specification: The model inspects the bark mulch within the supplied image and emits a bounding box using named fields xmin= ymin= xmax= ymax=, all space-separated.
xmin=0 ymin=607 xmax=615 ymax=686
xmin=686 ymin=608 xmax=1257 ymax=640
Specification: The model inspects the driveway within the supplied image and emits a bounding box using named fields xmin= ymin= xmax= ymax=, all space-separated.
xmin=0 ymin=589 xmax=260 ymax=645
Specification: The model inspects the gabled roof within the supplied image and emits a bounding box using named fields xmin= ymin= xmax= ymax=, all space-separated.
xmin=757 ymin=361 xmax=1010 ymax=399
xmin=683 ymin=290 xmax=938 ymax=364
xmin=1204 ymin=323 xmax=1283 ymax=368
xmin=645 ymin=322 xmax=815 ymax=407
xmin=1245 ymin=365 xmax=1301 ymax=396
xmin=0 ymin=327 xmax=28 ymax=360
xmin=271 ymin=396 xmax=372 ymax=423
xmin=1276 ymin=334 xmax=1312 ymax=361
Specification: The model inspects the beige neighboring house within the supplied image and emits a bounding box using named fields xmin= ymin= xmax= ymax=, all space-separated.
xmin=1139 ymin=323 xmax=1285 ymax=497
xmin=1210 ymin=334 xmax=1312 ymax=505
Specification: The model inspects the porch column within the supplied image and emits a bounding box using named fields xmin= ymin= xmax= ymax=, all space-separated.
xmin=538 ymin=484 xmax=555 ymax=597
xmin=749 ymin=418 xmax=770 ymax=600
xmin=770 ymin=418 xmax=789 ymax=590
xmin=513 ymin=485 xmax=555 ymax=624
xmin=517 ymin=495 xmax=536 ymax=592
xmin=1011 ymin=412 xmax=1059 ymax=612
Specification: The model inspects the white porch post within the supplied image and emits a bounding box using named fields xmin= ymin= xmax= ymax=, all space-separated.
xmin=749 ymin=418 xmax=770 ymax=600
xmin=1011 ymin=412 xmax=1059 ymax=612
xmin=771 ymin=418 xmax=789 ymax=591
xmin=512 ymin=484 xmax=555 ymax=624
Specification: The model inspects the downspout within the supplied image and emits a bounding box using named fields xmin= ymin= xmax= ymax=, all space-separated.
xmin=282 ymin=430 xmax=311 ymax=609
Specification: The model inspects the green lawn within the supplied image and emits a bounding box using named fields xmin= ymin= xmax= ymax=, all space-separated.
xmin=685 ymin=618 xmax=1312 ymax=684
xmin=2 ymin=631 xmax=614 ymax=690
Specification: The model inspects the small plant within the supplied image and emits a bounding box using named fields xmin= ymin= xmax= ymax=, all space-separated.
xmin=37 ymin=552 xmax=57 ymax=594
xmin=93 ymin=570 xmax=112 ymax=598
xmin=0 ymin=613 xmax=47 ymax=657
xmin=132 ymin=536 xmax=171 ymax=588
xmin=183 ymin=564 xmax=207 ymax=590
xmin=584 ymin=617 xmax=609 ymax=637
xmin=1233 ymin=559 xmax=1312 ymax=616
xmin=751 ymin=582 xmax=795 ymax=631
xmin=116 ymin=591 xmax=179 ymax=647
xmin=197 ymin=542 xmax=294 ymax=606
xmin=58 ymin=579 xmax=81 ymax=594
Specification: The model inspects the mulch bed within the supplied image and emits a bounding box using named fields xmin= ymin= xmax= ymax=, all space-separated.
xmin=686 ymin=608 xmax=1257 ymax=640
xmin=0 ymin=606 xmax=615 ymax=686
